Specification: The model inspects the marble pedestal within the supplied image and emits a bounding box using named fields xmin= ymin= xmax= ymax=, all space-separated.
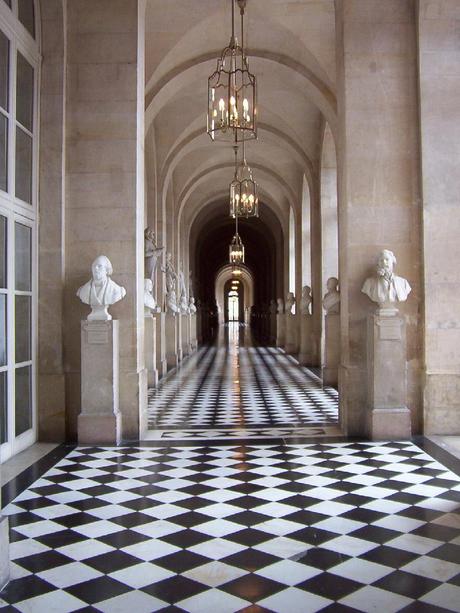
xmin=285 ymin=313 xmax=299 ymax=354
xmin=181 ymin=314 xmax=190 ymax=357
xmin=0 ymin=462 xmax=9 ymax=590
xmin=145 ymin=315 xmax=158 ymax=387
xmin=190 ymin=313 xmax=197 ymax=351
xmin=298 ymin=314 xmax=313 ymax=365
xmin=322 ymin=313 xmax=339 ymax=385
xmin=155 ymin=312 xmax=167 ymax=378
xmin=276 ymin=313 xmax=286 ymax=347
xmin=78 ymin=320 xmax=121 ymax=445
xmin=165 ymin=313 xmax=179 ymax=370
xmin=367 ymin=313 xmax=411 ymax=440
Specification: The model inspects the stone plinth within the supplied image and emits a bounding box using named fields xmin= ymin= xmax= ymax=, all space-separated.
xmin=285 ymin=314 xmax=299 ymax=355
xmin=270 ymin=313 xmax=277 ymax=345
xmin=78 ymin=320 xmax=121 ymax=445
xmin=367 ymin=313 xmax=411 ymax=440
xmin=145 ymin=315 xmax=158 ymax=387
xmin=276 ymin=313 xmax=286 ymax=347
xmin=181 ymin=314 xmax=190 ymax=357
xmin=190 ymin=313 xmax=197 ymax=351
xmin=155 ymin=312 xmax=167 ymax=378
xmin=299 ymin=314 xmax=313 ymax=366
xmin=323 ymin=313 xmax=340 ymax=386
xmin=165 ymin=313 xmax=178 ymax=370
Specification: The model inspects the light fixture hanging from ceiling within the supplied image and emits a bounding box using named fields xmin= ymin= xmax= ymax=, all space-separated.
xmin=207 ymin=0 xmax=257 ymax=142
xmin=229 ymin=140 xmax=259 ymax=218
xmin=229 ymin=211 xmax=245 ymax=265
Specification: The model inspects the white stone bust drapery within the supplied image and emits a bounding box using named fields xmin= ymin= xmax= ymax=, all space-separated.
xmin=277 ymin=298 xmax=284 ymax=314
xmin=362 ymin=249 xmax=411 ymax=314
xmin=144 ymin=278 xmax=159 ymax=316
xmin=77 ymin=255 xmax=126 ymax=321
xmin=285 ymin=292 xmax=296 ymax=314
xmin=323 ymin=277 xmax=340 ymax=314
xmin=300 ymin=285 xmax=312 ymax=315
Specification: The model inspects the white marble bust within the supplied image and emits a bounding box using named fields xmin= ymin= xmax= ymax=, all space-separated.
xmin=77 ymin=255 xmax=126 ymax=321
xmin=277 ymin=298 xmax=284 ymax=314
xmin=189 ymin=296 xmax=197 ymax=314
xmin=167 ymin=289 xmax=180 ymax=314
xmin=323 ymin=277 xmax=340 ymax=314
xmin=362 ymin=249 xmax=411 ymax=314
xmin=144 ymin=278 xmax=159 ymax=316
xmin=300 ymin=285 xmax=312 ymax=315
xmin=285 ymin=292 xmax=296 ymax=314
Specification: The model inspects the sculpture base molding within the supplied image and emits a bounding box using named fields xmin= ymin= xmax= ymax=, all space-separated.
xmin=79 ymin=320 xmax=121 ymax=445
xmin=322 ymin=312 xmax=339 ymax=385
xmin=298 ymin=314 xmax=313 ymax=366
xmin=145 ymin=316 xmax=158 ymax=387
xmin=154 ymin=312 xmax=167 ymax=378
xmin=165 ymin=313 xmax=178 ymax=370
xmin=0 ymin=515 xmax=9 ymax=591
xmin=276 ymin=313 xmax=285 ymax=347
xmin=285 ymin=313 xmax=299 ymax=355
xmin=367 ymin=407 xmax=411 ymax=441
xmin=78 ymin=412 xmax=121 ymax=445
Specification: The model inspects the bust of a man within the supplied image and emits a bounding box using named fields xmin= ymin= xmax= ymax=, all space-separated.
xmin=323 ymin=277 xmax=340 ymax=314
xmin=300 ymin=285 xmax=312 ymax=315
xmin=277 ymin=298 xmax=284 ymax=314
xmin=189 ymin=296 xmax=197 ymax=314
xmin=362 ymin=249 xmax=411 ymax=314
xmin=285 ymin=292 xmax=296 ymax=314
xmin=144 ymin=278 xmax=159 ymax=316
xmin=77 ymin=255 xmax=126 ymax=321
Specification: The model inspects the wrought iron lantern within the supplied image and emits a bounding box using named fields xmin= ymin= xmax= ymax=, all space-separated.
xmin=230 ymin=142 xmax=259 ymax=218
xmin=207 ymin=0 xmax=257 ymax=142
xmin=229 ymin=213 xmax=245 ymax=265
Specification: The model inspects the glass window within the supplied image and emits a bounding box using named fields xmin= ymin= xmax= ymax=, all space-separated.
xmin=15 ymin=222 xmax=31 ymax=290
xmin=18 ymin=0 xmax=35 ymax=39
xmin=15 ymin=295 xmax=30 ymax=363
xmin=0 ymin=295 xmax=6 ymax=366
xmin=15 ymin=127 xmax=32 ymax=203
xmin=0 ymin=215 xmax=6 ymax=287
xmin=15 ymin=364 xmax=31 ymax=436
xmin=16 ymin=52 xmax=33 ymax=131
xmin=0 ymin=31 xmax=9 ymax=111
xmin=0 ymin=114 xmax=7 ymax=192
xmin=0 ymin=371 xmax=6 ymax=445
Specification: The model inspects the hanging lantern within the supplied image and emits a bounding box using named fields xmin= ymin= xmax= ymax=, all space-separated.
xmin=229 ymin=232 xmax=245 ymax=264
xmin=230 ymin=143 xmax=259 ymax=218
xmin=207 ymin=0 xmax=257 ymax=142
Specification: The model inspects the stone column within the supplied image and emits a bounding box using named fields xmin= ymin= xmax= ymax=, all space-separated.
xmin=64 ymin=1 xmax=146 ymax=440
xmin=419 ymin=1 xmax=460 ymax=434
xmin=155 ymin=312 xmax=167 ymax=378
xmin=0 ymin=462 xmax=9 ymax=591
xmin=285 ymin=314 xmax=299 ymax=355
xmin=323 ymin=313 xmax=340 ymax=386
xmin=336 ymin=1 xmax=421 ymax=435
xmin=165 ymin=314 xmax=178 ymax=369
xmin=78 ymin=320 xmax=121 ymax=444
xmin=276 ymin=313 xmax=286 ymax=347
xmin=299 ymin=314 xmax=313 ymax=366
xmin=367 ymin=313 xmax=411 ymax=439
xmin=145 ymin=314 xmax=158 ymax=387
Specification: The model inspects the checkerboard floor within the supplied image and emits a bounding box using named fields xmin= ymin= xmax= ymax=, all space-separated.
xmin=1 ymin=441 xmax=460 ymax=612
xmin=148 ymin=325 xmax=339 ymax=433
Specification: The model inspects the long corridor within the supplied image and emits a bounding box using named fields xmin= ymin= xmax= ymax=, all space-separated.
xmin=147 ymin=324 xmax=339 ymax=440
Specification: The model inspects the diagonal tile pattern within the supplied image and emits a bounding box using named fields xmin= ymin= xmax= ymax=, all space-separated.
xmin=147 ymin=325 xmax=339 ymax=433
xmin=1 ymin=441 xmax=460 ymax=611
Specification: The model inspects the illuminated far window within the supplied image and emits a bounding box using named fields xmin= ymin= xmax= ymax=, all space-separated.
xmin=228 ymin=293 xmax=239 ymax=321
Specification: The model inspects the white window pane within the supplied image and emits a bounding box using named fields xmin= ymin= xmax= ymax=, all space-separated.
xmin=0 ymin=215 xmax=6 ymax=288
xmin=0 ymin=114 xmax=7 ymax=192
xmin=0 ymin=371 xmax=6 ymax=444
xmin=15 ymin=127 xmax=32 ymax=203
xmin=18 ymin=0 xmax=35 ymax=39
xmin=0 ymin=295 xmax=6 ymax=366
xmin=16 ymin=52 xmax=34 ymax=131
xmin=15 ymin=222 xmax=31 ymax=291
xmin=15 ymin=364 xmax=31 ymax=436
xmin=0 ymin=31 xmax=9 ymax=111
xmin=15 ymin=295 xmax=31 ymax=363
